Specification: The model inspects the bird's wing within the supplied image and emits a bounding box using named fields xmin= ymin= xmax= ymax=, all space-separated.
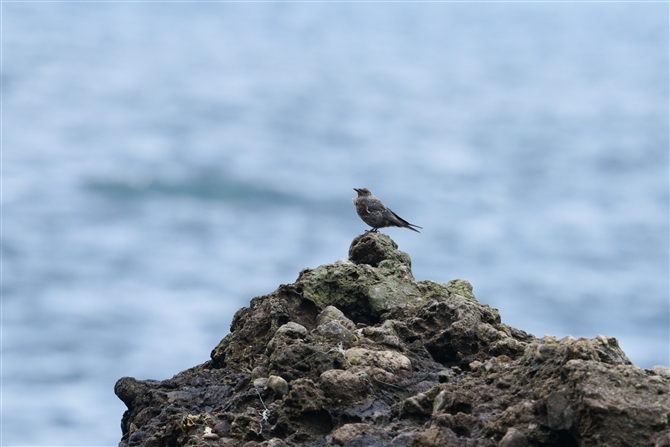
xmin=388 ymin=209 xmax=410 ymax=225
xmin=364 ymin=197 xmax=387 ymax=213
xmin=389 ymin=209 xmax=422 ymax=229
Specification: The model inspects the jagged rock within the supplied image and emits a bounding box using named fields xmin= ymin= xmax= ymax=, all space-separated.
xmin=348 ymin=232 xmax=412 ymax=267
xmin=115 ymin=233 xmax=670 ymax=447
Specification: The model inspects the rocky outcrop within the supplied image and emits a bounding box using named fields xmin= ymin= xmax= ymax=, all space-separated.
xmin=115 ymin=233 xmax=670 ymax=447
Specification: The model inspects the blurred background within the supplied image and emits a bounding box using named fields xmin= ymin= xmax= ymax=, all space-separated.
xmin=3 ymin=2 xmax=668 ymax=445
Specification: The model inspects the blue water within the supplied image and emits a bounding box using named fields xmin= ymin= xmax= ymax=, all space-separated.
xmin=3 ymin=2 xmax=668 ymax=445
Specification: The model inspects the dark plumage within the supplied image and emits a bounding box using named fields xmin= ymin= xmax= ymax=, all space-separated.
xmin=352 ymin=188 xmax=422 ymax=233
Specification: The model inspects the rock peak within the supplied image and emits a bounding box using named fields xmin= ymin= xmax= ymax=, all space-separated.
xmin=348 ymin=232 xmax=412 ymax=268
xmin=114 ymin=235 xmax=670 ymax=447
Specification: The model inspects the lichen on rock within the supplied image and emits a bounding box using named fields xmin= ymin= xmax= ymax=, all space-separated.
xmin=298 ymin=233 xmax=423 ymax=322
xmin=115 ymin=233 xmax=670 ymax=447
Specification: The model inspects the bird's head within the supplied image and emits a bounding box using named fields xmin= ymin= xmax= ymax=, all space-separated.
xmin=354 ymin=188 xmax=372 ymax=197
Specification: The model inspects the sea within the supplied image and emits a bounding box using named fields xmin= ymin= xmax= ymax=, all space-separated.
xmin=2 ymin=2 xmax=668 ymax=445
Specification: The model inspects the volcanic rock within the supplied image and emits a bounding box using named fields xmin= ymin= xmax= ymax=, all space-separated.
xmin=115 ymin=232 xmax=670 ymax=447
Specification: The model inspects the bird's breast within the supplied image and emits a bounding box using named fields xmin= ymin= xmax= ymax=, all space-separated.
xmin=355 ymin=200 xmax=369 ymax=214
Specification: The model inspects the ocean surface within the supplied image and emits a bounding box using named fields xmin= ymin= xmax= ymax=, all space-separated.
xmin=3 ymin=2 xmax=668 ymax=445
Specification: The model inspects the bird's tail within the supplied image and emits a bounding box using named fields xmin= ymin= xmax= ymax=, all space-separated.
xmin=406 ymin=224 xmax=422 ymax=233
xmin=391 ymin=210 xmax=422 ymax=233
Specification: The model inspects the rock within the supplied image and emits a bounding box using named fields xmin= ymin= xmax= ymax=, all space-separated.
xmin=251 ymin=366 xmax=268 ymax=379
xmin=283 ymin=378 xmax=324 ymax=414
xmin=344 ymin=348 xmax=412 ymax=378
xmin=499 ymin=427 xmax=528 ymax=447
xmin=273 ymin=322 xmax=308 ymax=340
xmin=545 ymin=391 xmax=574 ymax=430
xmin=253 ymin=377 xmax=268 ymax=389
xmin=344 ymin=434 xmax=386 ymax=447
xmin=389 ymin=433 xmax=415 ymax=446
xmin=348 ymin=232 xmax=411 ymax=267
xmin=316 ymin=305 xmax=356 ymax=330
xmin=401 ymin=392 xmax=432 ymax=423
xmin=319 ymin=369 xmax=369 ymax=402
xmin=654 ymin=431 xmax=670 ymax=447
xmin=331 ymin=423 xmax=372 ymax=445
xmin=315 ymin=320 xmax=353 ymax=342
xmin=202 ymin=426 xmax=219 ymax=440
xmin=413 ymin=427 xmax=461 ymax=447
xmin=266 ymin=375 xmax=288 ymax=396
xmin=299 ymin=256 xmax=423 ymax=322
xmin=432 ymin=390 xmax=449 ymax=414
xmin=114 ymin=377 xmax=159 ymax=408
xmin=115 ymin=234 xmax=670 ymax=447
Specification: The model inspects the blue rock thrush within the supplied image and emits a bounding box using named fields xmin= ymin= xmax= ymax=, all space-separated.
xmin=352 ymin=188 xmax=422 ymax=233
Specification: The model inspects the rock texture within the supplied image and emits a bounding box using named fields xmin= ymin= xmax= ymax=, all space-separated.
xmin=115 ymin=233 xmax=670 ymax=447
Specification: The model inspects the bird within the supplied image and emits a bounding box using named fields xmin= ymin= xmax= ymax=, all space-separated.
xmin=352 ymin=188 xmax=422 ymax=233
